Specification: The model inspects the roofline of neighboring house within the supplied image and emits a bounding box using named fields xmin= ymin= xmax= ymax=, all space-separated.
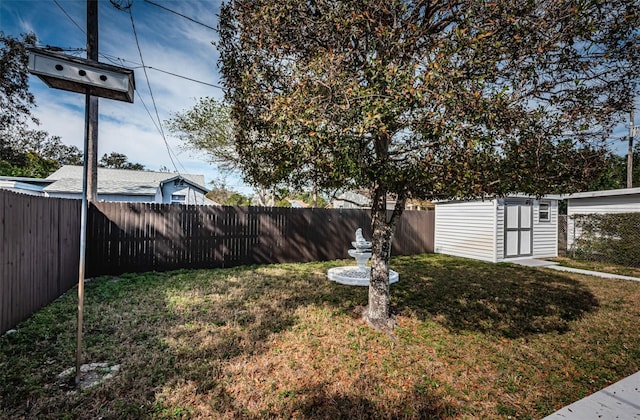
xmin=0 ymin=175 xmax=55 ymax=185
xmin=159 ymin=175 xmax=209 ymax=193
xmin=0 ymin=180 xmax=47 ymax=193
xmin=563 ymin=187 xmax=640 ymax=200
xmin=42 ymin=189 xmax=156 ymax=196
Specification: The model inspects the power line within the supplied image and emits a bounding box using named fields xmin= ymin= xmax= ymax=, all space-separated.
xmin=52 ymin=0 xmax=86 ymax=35
xmin=98 ymin=52 xmax=223 ymax=89
xmin=135 ymin=91 xmax=190 ymax=174
xmin=146 ymin=66 xmax=223 ymax=89
xmin=142 ymin=0 xmax=217 ymax=31
xmin=135 ymin=90 xmax=163 ymax=135
xmin=126 ymin=7 xmax=180 ymax=173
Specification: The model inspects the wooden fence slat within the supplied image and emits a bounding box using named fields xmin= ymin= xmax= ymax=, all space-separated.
xmin=1 ymin=188 xmax=434 ymax=333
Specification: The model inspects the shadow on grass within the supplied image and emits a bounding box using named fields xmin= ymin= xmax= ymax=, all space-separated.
xmin=287 ymin=380 xmax=453 ymax=419
xmin=391 ymin=255 xmax=599 ymax=338
xmin=0 ymin=255 xmax=599 ymax=418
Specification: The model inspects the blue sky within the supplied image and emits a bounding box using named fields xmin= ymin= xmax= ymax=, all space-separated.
xmin=0 ymin=1 xmax=636 ymax=196
xmin=1 ymin=0 xmax=255 ymax=193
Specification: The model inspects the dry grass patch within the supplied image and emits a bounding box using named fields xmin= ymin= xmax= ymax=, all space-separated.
xmin=1 ymin=255 xmax=639 ymax=418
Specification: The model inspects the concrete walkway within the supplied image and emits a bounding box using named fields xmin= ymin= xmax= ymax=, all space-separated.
xmin=547 ymin=264 xmax=640 ymax=282
xmin=543 ymin=371 xmax=640 ymax=419
xmin=512 ymin=258 xmax=640 ymax=419
xmin=511 ymin=258 xmax=640 ymax=282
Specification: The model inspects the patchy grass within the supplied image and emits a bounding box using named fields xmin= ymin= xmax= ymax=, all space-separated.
xmin=1 ymin=254 xmax=640 ymax=419
xmin=550 ymin=256 xmax=640 ymax=278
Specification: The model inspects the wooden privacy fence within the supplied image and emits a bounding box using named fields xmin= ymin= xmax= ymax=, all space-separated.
xmin=0 ymin=190 xmax=81 ymax=334
xmin=1 ymin=189 xmax=434 ymax=333
xmin=86 ymin=202 xmax=434 ymax=276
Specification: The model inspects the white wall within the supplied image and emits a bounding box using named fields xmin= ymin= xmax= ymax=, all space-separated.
xmin=160 ymin=182 xmax=211 ymax=205
xmin=531 ymin=200 xmax=558 ymax=259
xmin=496 ymin=199 xmax=558 ymax=261
xmin=436 ymin=198 xmax=558 ymax=263
xmin=99 ymin=194 xmax=155 ymax=203
xmin=567 ymin=192 xmax=640 ymax=248
xmin=568 ymin=194 xmax=640 ymax=215
xmin=434 ymin=200 xmax=497 ymax=262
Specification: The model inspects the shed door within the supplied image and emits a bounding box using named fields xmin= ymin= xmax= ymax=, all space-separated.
xmin=505 ymin=203 xmax=533 ymax=258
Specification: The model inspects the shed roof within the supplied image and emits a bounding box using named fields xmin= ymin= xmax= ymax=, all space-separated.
xmin=565 ymin=187 xmax=640 ymax=200
xmin=434 ymin=194 xmax=561 ymax=204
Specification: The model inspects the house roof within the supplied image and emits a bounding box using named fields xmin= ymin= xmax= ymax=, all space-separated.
xmin=0 ymin=175 xmax=55 ymax=186
xmin=43 ymin=165 xmax=208 ymax=196
xmin=334 ymin=191 xmax=371 ymax=207
xmin=43 ymin=178 xmax=158 ymax=195
xmin=158 ymin=175 xmax=209 ymax=194
xmin=564 ymin=187 xmax=640 ymax=200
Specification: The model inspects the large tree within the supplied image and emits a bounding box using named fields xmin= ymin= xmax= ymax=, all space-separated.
xmin=218 ymin=0 xmax=639 ymax=330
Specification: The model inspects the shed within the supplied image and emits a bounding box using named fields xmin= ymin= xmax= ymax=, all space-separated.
xmin=567 ymin=187 xmax=640 ymax=215
xmin=434 ymin=196 xmax=560 ymax=263
xmin=566 ymin=187 xmax=640 ymax=248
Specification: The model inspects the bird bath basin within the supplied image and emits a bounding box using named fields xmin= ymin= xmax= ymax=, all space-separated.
xmin=327 ymin=228 xmax=399 ymax=287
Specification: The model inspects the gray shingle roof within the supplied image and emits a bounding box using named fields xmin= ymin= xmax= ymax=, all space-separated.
xmin=44 ymin=165 xmax=207 ymax=195
xmin=43 ymin=178 xmax=157 ymax=195
xmin=47 ymin=165 xmax=205 ymax=185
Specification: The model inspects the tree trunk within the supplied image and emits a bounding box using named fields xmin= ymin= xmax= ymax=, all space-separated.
xmin=363 ymin=185 xmax=405 ymax=331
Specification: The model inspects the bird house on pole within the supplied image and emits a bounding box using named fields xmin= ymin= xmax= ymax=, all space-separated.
xmin=28 ymin=48 xmax=135 ymax=103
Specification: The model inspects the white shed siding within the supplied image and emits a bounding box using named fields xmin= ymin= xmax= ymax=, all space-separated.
xmin=566 ymin=192 xmax=640 ymax=248
xmin=531 ymin=200 xmax=558 ymax=259
xmin=567 ymin=194 xmax=640 ymax=216
xmin=496 ymin=204 xmax=504 ymax=261
xmin=434 ymin=200 xmax=497 ymax=262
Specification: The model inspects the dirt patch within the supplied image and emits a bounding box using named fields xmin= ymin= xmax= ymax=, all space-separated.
xmin=57 ymin=362 xmax=120 ymax=391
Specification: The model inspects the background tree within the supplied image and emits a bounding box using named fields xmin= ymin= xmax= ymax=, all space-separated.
xmin=168 ymin=97 xmax=329 ymax=206
xmin=1 ymin=129 xmax=83 ymax=177
xmin=99 ymin=152 xmax=145 ymax=170
xmin=1 ymin=32 xmax=35 ymax=142
xmin=1 ymin=32 xmax=84 ymax=177
xmin=218 ymin=0 xmax=639 ymax=330
xmin=205 ymin=183 xmax=252 ymax=206
xmin=586 ymin=144 xmax=640 ymax=191
xmin=167 ymin=97 xmax=239 ymax=172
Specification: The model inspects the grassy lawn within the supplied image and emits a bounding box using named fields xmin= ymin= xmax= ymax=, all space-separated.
xmin=550 ymin=256 xmax=640 ymax=278
xmin=2 ymin=254 xmax=640 ymax=419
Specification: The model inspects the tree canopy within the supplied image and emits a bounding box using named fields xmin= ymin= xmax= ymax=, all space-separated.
xmin=218 ymin=0 xmax=639 ymax=329
xmin=166 ymin=97 xmax=239 ymax=173
xmin=1 ymin=32 xmax=84 ymax=177
xmin=99 ymin=152 xmax=145 ymax=170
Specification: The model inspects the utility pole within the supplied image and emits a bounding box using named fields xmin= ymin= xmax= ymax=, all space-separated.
xmin=629 ymin=106 xmax=635 ymax=189
xmin=87 ymin=0 xmax=99 ymax=201
xmin=76 ymin=0 xmax=98 ymax=387
xmin=29 ymin=0 xmax=133 ymax=387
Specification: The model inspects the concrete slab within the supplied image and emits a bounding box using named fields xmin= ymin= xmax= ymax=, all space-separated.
xmin=546 ymin=265 xmax=640 ymax=282
xmin=509 ymin=259 xmax=560 ymax=268
xmin=543 ymin=371 xmax=640 ymax=419
xmin=509 ymin=259 xmax=640 ymax=282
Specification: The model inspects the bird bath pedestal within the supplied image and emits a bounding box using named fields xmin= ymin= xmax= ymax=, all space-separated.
xmin=327 ymin=229 xmax=399 ymax=286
